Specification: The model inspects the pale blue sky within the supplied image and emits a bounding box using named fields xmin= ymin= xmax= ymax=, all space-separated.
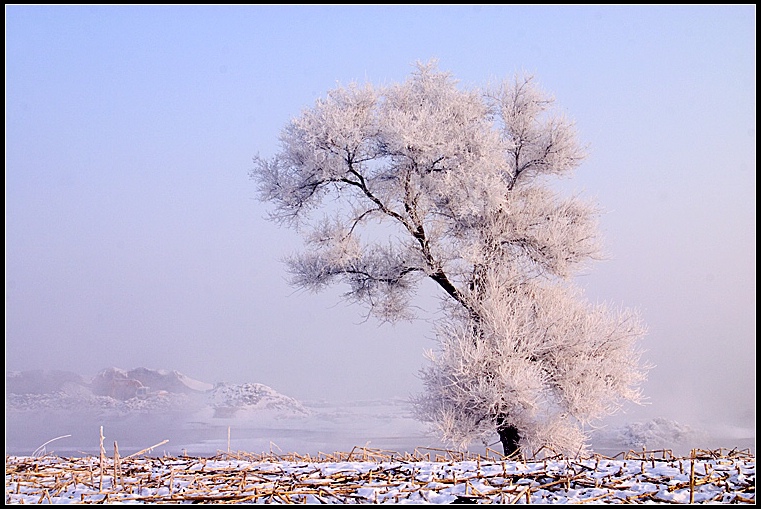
xmin=5 ymin=5 xmax=756 ymax=431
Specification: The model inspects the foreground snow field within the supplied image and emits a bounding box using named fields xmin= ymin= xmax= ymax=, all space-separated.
xmin=5 ymin=448 xmax=755 ymax=504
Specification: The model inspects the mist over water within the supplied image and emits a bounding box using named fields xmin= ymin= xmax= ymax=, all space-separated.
xmin=8 ymin=402 xmax=754 ymax=460
xmin=6 ymin=368 xmax=754 ymax=459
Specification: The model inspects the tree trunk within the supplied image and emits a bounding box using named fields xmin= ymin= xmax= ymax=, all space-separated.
xmin=496 ymin=414 xmax=521 ymax=458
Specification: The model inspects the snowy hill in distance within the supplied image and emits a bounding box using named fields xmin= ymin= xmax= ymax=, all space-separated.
xmin=6 ymin=367 xmax=307 ymax=418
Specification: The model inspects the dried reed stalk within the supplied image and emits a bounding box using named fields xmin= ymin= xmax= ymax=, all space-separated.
xmin=98 ymin=426 xmax=105 ymax=492
xmin=124 ymin=439 xmax=170 ymax=459
xmin=689 ymin=449 xmax=696 ymax=504
xmin=113 ymin=441 xmax=120 ymax=488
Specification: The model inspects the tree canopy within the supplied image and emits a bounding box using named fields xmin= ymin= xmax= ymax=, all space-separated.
xmin=251 ymin=61 xmax=648 ymax=457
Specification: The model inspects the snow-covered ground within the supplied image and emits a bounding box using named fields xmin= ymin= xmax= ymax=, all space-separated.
xmin=5 ymin=450 xmax=756 ymax=504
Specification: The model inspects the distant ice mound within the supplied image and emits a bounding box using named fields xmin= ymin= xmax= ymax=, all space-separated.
xmin=7 ymin=367 xmax=207 ymax=416
xmin=6 ymin=369 xmax=108 ymax=413
xmin=210 ymin=382 xmax=311 ymax=418
xmin=90 ymin=367 xmax=213 ymax=400
xmin=613 ymin=417 xmax=709 ymax=450
xmin=6 ymin=369 xmax=89 ymax=395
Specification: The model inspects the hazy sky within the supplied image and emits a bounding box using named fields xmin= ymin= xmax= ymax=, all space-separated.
xmin=5 ymin=6 xmax=756 ymax=430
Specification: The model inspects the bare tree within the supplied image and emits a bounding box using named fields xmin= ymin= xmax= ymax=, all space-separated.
xmin=251 ymin=61 xmax=648 ymax=457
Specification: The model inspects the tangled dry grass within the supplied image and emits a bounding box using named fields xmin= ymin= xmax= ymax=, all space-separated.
xmin=5 ymin=442 xmax=756 ymax=504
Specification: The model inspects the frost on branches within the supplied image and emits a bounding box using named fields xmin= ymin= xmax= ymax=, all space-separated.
xmin=251 ymin=61 xmax=648 ymax=458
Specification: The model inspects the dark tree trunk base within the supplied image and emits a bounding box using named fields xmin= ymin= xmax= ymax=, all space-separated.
xmin=496 ymin=414 xmax=521 ymax=458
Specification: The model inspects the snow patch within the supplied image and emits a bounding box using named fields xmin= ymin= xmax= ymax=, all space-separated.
xmin=210 ymin=382 xmax=311 ymax=418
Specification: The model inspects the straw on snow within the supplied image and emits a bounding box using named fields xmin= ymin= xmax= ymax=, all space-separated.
xmin=5 ymin=445 xmax=755 ymax=504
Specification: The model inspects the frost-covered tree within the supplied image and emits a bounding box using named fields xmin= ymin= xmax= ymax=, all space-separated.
xmin=251 ymin=61 xmax=648 ymax=458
